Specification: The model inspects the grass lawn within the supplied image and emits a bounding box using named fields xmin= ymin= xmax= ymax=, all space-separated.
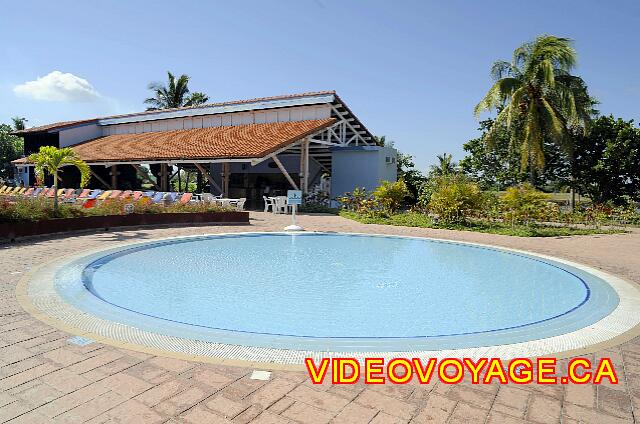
xmin=339 ymin=211 xmax=626 ymax=237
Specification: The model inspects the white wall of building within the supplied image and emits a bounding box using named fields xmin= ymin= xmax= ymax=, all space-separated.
xmin=100 ymin=105 xmax=331 ymax=138
xmin=59 ymin=124 xmax=102 ymax=148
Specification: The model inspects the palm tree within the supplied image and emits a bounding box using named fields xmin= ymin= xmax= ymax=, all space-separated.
xmin=144 ymin=72 xmax=209 ymax=110
xmin=28 ymin=146 xmax=90 ymax=211
xmin=185 ymin=92 xmax=209 ymax=107
xmin=429 ymin=153 xmax=457 ymax=176
xmin=474 ymin=35 xmax=593 ymax=182
xmin=11 ymin=117 xmax=27 ymax=131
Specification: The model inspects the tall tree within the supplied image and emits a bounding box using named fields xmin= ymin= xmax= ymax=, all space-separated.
xmin=0 ymin=124 xmax=24 ymax=180
xmin=572 ymin=116 xmax=640 ymax=204
xmin=11 ymin=117 xmax=27 ymax=131
xmin=28 ymin=146 xmax=90 ymax=211
xmin=460 ymin=119 xmax=570 ymax=190
xmin=429 ymin=153 xmax=457 ymax=177
xmin=144 ymin=72 xmax=209 ymax=110
xmin=474 ymin=35 xmax=593 ymax=183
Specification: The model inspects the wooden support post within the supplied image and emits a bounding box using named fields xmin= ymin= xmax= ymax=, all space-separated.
xmin=222 ymin=162 xmax=230 ymax=197
xmin=90 ymin=169 xmax=111 ymax=189
xmin=160 ymin=163 xmax=168 ymax=192
xmin=110 ymin=165 xmax=118 ymax=189
xmin=196 ymin=169 xmax=203 ymax=193
xmin=131 ymin=164 xmax=160 ymax=190
xmin=194 ymin=163 xmax=223 ymax=194
xmin=272 ymin=155 xmax=299 ymax=190
xmin=300 ymin=138 xmax=310 ymax=194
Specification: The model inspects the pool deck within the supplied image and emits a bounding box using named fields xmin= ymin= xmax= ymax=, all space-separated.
xmin=0 ymin=212 xmax=639 ymax=423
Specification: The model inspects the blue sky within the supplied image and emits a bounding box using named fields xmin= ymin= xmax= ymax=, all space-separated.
xmin=1 ymin=0 xmax=638 ymax=169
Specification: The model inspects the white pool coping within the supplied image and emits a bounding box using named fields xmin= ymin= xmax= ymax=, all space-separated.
xmin=17 ymin=231 xmax=640 ymax=368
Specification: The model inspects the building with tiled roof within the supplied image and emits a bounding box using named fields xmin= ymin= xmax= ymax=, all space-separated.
xmin=13 ymin=91 xmax=397 ymax=206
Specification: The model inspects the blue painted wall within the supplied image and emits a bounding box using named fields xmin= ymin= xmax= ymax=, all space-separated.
xmin=330 ymin=146 xmax=397 ymax=200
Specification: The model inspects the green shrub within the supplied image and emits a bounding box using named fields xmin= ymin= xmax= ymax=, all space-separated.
xmin=500 ymin=183 xmax=555 ymax=225
xmin=372 ymin=180 xmax=410 ymax=213
xmin=426 ymin=175 xmax=484 ymax=223
xmin=0 ymin=198 xmax=85 ymax=222
xmin=337 ymin=187 xmax=372 ymax=212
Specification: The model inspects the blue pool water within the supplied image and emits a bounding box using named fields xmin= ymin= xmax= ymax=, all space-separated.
xmin=55 ymin=233 xmax=619 ymax=350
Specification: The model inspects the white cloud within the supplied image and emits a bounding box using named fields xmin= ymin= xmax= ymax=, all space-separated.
xmin=13 ymin=71 xmax=101 ymax=102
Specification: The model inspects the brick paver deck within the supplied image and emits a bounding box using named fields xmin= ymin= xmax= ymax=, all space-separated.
xmin=0 ymin=212 xmax=638 ymax=423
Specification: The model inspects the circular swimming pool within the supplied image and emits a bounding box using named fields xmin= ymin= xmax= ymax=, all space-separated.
xmin=48 ymin=232 xmax=622 ymax=353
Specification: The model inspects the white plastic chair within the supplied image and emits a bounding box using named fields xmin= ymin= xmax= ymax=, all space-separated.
xmin=235 ymin=198 xmax=246 ymax=211
xmin=263 ymin=196 xmax=275 ymax=212
xmin=201 ymin=193 xmax=214 ymax=203
xmin=274 ymin=196 xmax=288 ymax=214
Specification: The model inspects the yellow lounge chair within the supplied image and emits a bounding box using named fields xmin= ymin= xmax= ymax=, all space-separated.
xmin=97 ymin=190 xmax=112 ymax=201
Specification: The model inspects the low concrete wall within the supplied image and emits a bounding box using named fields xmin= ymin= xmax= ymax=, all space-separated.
xmin=0 ymin=212 xmax=249 ymax=241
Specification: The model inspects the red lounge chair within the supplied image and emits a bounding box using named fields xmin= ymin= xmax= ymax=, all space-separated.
xmin=179 ymin=193 xmax=193 ymax=204
xmin=108 ymin=190 xmax=122 ymax=199
xmin=132 ymin=191 xmax=143 ymax=201
xmin=120 ymin=190 xmax=132 ymax=199
xmin=23 ymin=187 xmax=34 ymax=197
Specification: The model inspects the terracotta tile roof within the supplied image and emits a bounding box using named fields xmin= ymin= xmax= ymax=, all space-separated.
xmin=33 ymin=119 xmax=335 ymax=164
xmin=12 ymin=119 xmax=98 ymax=135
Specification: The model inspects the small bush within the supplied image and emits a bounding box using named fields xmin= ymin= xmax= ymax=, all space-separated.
xmin=0 ymin=198 xmax=84 ymax=223
xmin=500 ymin=183 xmax=554 ymax=225
xmin=337 ymin=187 xmax=372 ymax=212
xmin=425 ymin=175 xmax=484 ymax=223
xmin=372 ymin=180 xmax=410 ymax=213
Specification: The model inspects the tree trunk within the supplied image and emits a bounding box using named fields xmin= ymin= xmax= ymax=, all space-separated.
xmin=53 ymin=172 xmax=59 ymax=212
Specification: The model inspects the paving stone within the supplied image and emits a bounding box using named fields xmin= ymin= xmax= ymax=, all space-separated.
xmin=247 ymin=377 xmax=297 ymax=408
xmin=445 ymin=385 xmax=494 ymax=409
xmin=355 ymin=389 xmax=417 ymax=420
xmin=40 ymin=368 xmax=91 ymax=393
xmin=180 ymin=404 xmax=232 ymax=423
xmin=101 ymin=372 xmax=153 ymax=398
xmin=486 ymin=411 xmax=529 ymax=423
xmin=267 ymin=396 xmax=296 ymax=414
xmin=145 ymin=356 xmax=194 ymax=374
xmin=369 ymin=411 xmax=408 ymax=424
xmin=135 ymin=379 xmax=186 ymax=407
xmin=562 ymin=402 xmax=631 ymax=424
xmin=447 ymin=402 xmax=488 ymax=424
xmin=412 ymin=393 xmax=456 ymax=423
xmin=332 ymin=401 xmax=378 ymax=423
xmin=206 ymin=395 xmax=250 ymax=419
xmin=105 ymin=398 xmax=164 ymax=423
xmin=231 ymin=404 xmax=263 ymax=424
xmin=252 ymin=410 xmax=295 ymax=424
xmin=56 ymin=390 xmax=127 ymax=422
xmin=15 ymin=383 xmax=64 ymax=408
xmin=565 ymin=382 xmax=596 ymax=408
xmin=0 ymin=344 xmax=37 ymax=363
xmin=597 ymin=385 xmax=634 ymax=419
xmin=0 ymin=362 xmax=59 ymax=390
xmin=41 ymin=347 xmax=88 ymax=366
xmin=191 ymin=368 xmax=235 ymax=389
xmin=34 ymin=382 xmax=110 ymax=418
xmin=525 ymin=395 xmax=561 ymax=424
xmin=288 ymin=385 xmax=349 ymax=413
xmin=280 ymin=400 xmax=334 ymax=424
xmin=153 ymin=387 xmax=208 ymax=416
